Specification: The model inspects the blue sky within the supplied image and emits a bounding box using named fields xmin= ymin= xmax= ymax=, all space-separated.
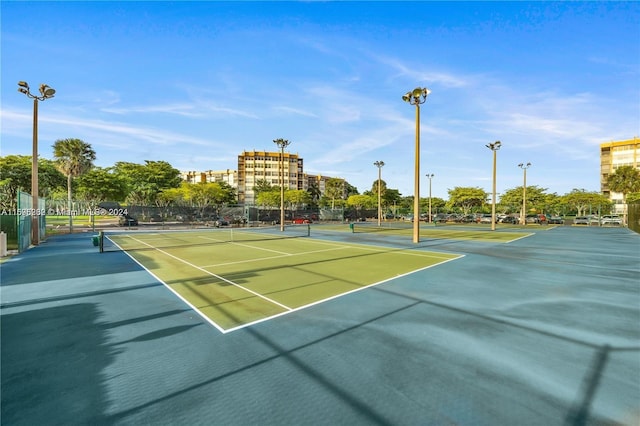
xmin=2 ymin=1 xmax=638 ymax=200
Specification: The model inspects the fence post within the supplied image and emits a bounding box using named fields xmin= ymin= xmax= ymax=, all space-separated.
xmin=0 ymin=231 xmax=7 ymax=257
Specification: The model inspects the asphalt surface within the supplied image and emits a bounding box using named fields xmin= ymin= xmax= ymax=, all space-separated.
xmin=1 ymin=226 xmax=639 ymax=425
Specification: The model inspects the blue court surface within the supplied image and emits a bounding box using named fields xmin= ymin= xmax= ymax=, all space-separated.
xmin=1 ymin=225 xmax=638 ymax=425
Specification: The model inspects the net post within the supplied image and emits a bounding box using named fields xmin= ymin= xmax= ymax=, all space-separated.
xmin=99 ymin=231 xmax=104 ymax=253
xmin=307 ymin=223 xmax=310 ymax=237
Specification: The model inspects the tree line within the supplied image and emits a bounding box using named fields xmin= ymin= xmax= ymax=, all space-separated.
xmin=1 ymin=138 xmax=639 ymax=217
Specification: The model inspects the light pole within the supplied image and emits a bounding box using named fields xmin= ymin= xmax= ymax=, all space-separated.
xmin=273 ymin=138 xmax=291 ymax=231
xmin=17 ymin=81 xmax=56 ymax=246
xmin=426 ymin=174 xmax=434 ymax=223
xmin=402 ymin=87 xmax=430 ymax=243
xmin=518 ymin=162 xmax=531 ymax=225
xmin=374 ymin=161 xmax=385 ymax=226
xmin=486 ymin=141 xmax=501 ymax=231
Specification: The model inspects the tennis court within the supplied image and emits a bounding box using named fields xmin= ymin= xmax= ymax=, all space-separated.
xmin=103 ymin=226 xmax=462 ymax=332
xmin=1 ymin=225 xmax=638 ymax=425
xmin=341 ymin=221 xmax=534 ymax=243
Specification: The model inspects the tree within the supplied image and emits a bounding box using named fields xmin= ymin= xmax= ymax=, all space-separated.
xmin=426 ymin=197 xmax=446 ymax=214
xmin=114 ymin=160 xmax=181 ymax=205
xmin=52 ymin=138 xmax=96 ymax=226
xmin=286 ymin=189 xmax=311 ymax=209
xmin=323 ymin=178 xmax=346 ymax=209
xmin=0 ymin=155 xmax=65 ymax=210
xmin=253 ymin=179 xmax=273 ymax=196
xmin=627 ymin=192 xmax=640 ymax=204
xmin=76 ymin=167 xmax=129 ymax=204
xmin=345 ymin=182 xmax=359 ymax=197
xmin=447 ymin=187 xmax=488 ymax=215
xmin=498 ymin=185 xmax=549 ymax=214
xmin=306 ymin=178 xmax=322 ymax=207
xmin=382 ymin=188 xmax=403 ymax=217
xmin=346 ymin=194 xmax=375 ymax=217
xmin=370 ymin=179 xmax=387 ymax=197
xmin=562 ymin=189 xmax=611 ymax=216
xmin=157 ymin=187 xmax=185 ymax=208
xmin=256 ymin=190 xmax=280 ymax=209
xmin=607 ymin=165 xmax=640 ymax=221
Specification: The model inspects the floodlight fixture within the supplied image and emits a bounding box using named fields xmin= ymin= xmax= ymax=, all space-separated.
xmin=402 ymin=86 xmax=431 ymax=243
xmin=17 ymin=80 xmax=56 ymax=245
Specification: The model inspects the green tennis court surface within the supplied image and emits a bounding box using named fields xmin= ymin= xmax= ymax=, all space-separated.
xmin=105 ymin=227 xmax=462 ymax=332
xmin=328 ymin=221 xmax=533 ymax=242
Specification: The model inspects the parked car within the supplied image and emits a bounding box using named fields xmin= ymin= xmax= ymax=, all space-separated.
xmin=547 ymin=216 xmax=564 ymax=224
xmin=588 ymin=215 xmax=601 ymax=225
xmin=292 ymin=217 xmax=312 ymax=224
xmin=432 ymin=214 xmax=448 ymax=223
xmin=573 ymin=216 xmax=589 ymax=225
xmin=149 ymin=214 xmax=163 ymax=222
xmin=214 ymin=219 xmax=229 ymax=227
xmin=600 ymin=215 xmax=622 ymax=226
xmin=479 ymin=214 xmax=494 ymax=224
xmin=499 ymin=215 xmax=518 ymax=224
xmin=119 ymin=214 xmax=138 ymax=226
xmin=455 ymin=214 xmax=475 ymax=223
xmin=525 ymin=214 xmax=544 ymax=224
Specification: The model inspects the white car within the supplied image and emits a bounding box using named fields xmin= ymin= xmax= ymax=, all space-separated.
xmin=573 ymin=216 xmax=589 ymax=225
xmin=600 ymin=215 xmax=622 ymax=225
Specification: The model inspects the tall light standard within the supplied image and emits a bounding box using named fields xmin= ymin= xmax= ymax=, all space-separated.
xmin=374 ymin=161 xmax=385 ymax=226
xmin=273 ymin=138 xmax=291 ymax=232
xmin=426 ymin=174 xmax=434 ymax=223
xmin=518 ymin=162 xmax=531 ymax=225
xmin=17 ymin=81 xmax=56 ymax=246
xmin=402 ymin=87 xmax=430 ymax=243
xmin=486 ymin=141 xmax=501 ymax=231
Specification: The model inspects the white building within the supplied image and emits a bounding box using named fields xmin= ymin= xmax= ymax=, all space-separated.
xmin=600 ymin=137 xmax=639 ymax=214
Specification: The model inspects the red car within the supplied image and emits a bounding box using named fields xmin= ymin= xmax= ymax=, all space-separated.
xmin=292 ymin=217 xmax=312 ymax=224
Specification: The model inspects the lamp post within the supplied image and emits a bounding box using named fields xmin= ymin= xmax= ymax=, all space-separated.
xmin=17 ymin=81 xmax=56 ymax=246
xmin=426 ymin=174 xmax=434 ymax=223
xmin=486 ymin=141 xmax=501 ymax=231
xmin=402 ymin=87 xmax=430 ymax=243
xmin=518 ymin=162 xmax=531 ymax=225
xmin=273 ymin=138 xmax=291 ymax=232
xmin=374 ymin=161 xmax=385 ymax=226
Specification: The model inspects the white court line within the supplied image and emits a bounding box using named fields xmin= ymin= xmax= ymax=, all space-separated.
xmin=201 ymin=246 xmax=352 ymax=268
xmin=287 ymin=237 xmax=461 ymax=259
xmin=112 ymin=233 xmax=465 ymax=334
xmin=505 ymin=233 xmax=535 ymax=243
xmin=197 ymin=235 xmax=292 ymax=255
xmin=201 ymin=240 xmax=456 ymax=269
xmin=223 ymin=254 xmax=465 ymax=333
xmin=124 ymin=235 xmax=292 ymax=311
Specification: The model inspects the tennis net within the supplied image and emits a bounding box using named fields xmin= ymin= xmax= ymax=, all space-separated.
xmin=350 ymin=221 xmax=414 ymax=234
xmin=99 ymin=224 xmax=310 ymax=253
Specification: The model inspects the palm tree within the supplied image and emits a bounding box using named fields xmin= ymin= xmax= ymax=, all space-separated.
xmin=52 ymin=138 xmax=96 ymax=230
xmin=607 ymin=165 xmax=640 ymax=225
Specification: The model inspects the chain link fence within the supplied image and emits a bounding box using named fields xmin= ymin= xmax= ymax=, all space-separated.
xmin=628 ymin=202 xmax=639 ymax=234
xmin=40 ymin=200 xmax=349 ymax=234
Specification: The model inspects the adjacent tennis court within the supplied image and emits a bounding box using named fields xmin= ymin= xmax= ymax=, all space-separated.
xmin=103 ymin=225 xmax=463 ymax=332
xmin=322 ymin=221 xmax=534 ymax=243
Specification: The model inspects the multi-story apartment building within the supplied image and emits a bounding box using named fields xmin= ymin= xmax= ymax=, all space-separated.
xmin=600 ymin=137 xmax=639 ymax=213
xmin=237 ymin=151 xmax=304 ymax=205
xmin=180 ymin=169 xmax=238 ymax=186
xmin=181 ymin=153 xmax=341 ymax=205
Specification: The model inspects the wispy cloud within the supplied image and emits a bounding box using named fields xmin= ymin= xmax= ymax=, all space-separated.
xmin=1 ymin=109 xmax=220 ymax=149
xmin=373 ymin=54 xmax=470 ymax=88
xmin=102 ymin=103 xmax=200 ymax=117
xmin=102 ymin=101 xmax=259 ymax=119
xmin=271 ymin=106 xmax=318 ymax=118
